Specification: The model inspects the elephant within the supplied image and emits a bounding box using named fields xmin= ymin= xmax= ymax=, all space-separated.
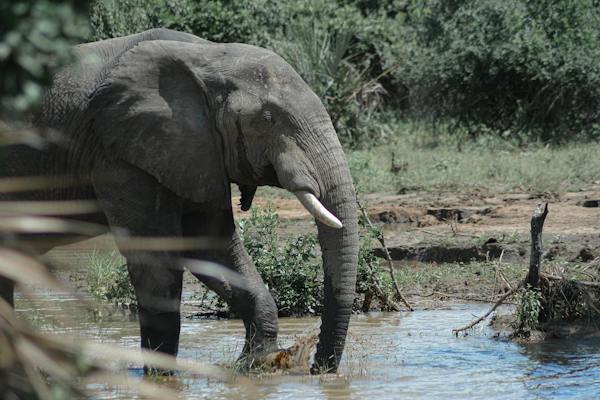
xmin=0 ymin=28 xmax=359 ymax=374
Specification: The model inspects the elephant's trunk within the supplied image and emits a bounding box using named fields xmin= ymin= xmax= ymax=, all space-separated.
xmin=307 ymin=140 xmax=359 ymax=373
xmin=273 ymin=108 xmax=359 ymax=373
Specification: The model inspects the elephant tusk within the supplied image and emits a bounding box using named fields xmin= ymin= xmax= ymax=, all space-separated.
xmin=294 ymin=191 xmax=343 ymax=229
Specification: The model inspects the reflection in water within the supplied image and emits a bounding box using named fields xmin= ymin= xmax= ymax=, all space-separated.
xmin=16 ymin=292 xmax=600 ymax=399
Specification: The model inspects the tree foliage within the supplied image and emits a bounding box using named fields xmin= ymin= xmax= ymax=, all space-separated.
xmin=0 ymin=0 xmax=88 ymax=120
xmin=83 ymin=1 xmax=600 ymax=143
xmin=394 ymin=0 xmax=600 ymax=141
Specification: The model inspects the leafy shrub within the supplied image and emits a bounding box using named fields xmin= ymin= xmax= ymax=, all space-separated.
xmin=0 ymin=0 xmax=88 ymax=119
xmin=238 ymin=204 xmax=323 ymax=316
xmin=271 ymin=24 xmax=386 ymax=147
xmin=393 ymin=0 xmax=600 ymax=141
xmin=512 ymin=286 xmax=543 ymax=335
xmin=86 ymin=251 xmax=136 ymax=308
xmin=90 ymin=0 xmax=285 ymax=45
xmin=355 ymin=220 xmax=396 ymax=311
xmin=239 ymin=204 xmax=392 ymax=315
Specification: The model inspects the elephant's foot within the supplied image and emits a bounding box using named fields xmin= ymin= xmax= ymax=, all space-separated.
xmin=310 ymin=351 xmax=340 ymax=375
xmin=138 ymin=310 xmax=181 ymax=376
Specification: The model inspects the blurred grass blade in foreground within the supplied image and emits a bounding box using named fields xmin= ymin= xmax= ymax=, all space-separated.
xmin=0 ymin=216 xmax=106 ymax=236
xmin=0 ymin=176 xmax=87 ymax=193
xmin=0 ymin=200 xmax=100 ymax=216
xmin=0 ymin=247 xmax=64 ymax=290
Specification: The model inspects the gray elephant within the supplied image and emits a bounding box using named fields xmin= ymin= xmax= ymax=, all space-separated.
xmin=0 ymin=28 xmax=359 ymax=374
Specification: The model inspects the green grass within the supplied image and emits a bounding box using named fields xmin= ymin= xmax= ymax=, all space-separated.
xmin=394 ymin=260 xmax=525 ymax=295
xmin=239 ymin=204 xmax=395 ymax=315
xmin=250 ymin=120 xmax=600 ymax=198
xmin=86 ymin=251 xmax=136 ymax=307
xmin=347 ymin=121 xmax=600 ymax=194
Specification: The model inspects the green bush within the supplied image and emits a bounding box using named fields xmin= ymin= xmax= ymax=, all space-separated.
xmin=89 ymin=0 xmax=600 ymax=145
xmin=238 ymin=204 xmax=323 ymax=316
xmin=239 ymin=204 xmax=392 ymax=315
xmin=90 ymin=0 xmax=285 ymax=45
xmin=356 ymin=219 xmax=395 ymax=311
xmin=392 ymin=0 xmax=600 ymax=141
xmin=512 ymin=286 xmax=543 ymax=335
xmin=0 ymin=0 xmax=88 ymax=119
xmin=86 ymin=251 xmax=136 ymax=307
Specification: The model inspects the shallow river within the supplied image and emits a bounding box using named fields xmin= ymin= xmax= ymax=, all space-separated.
xmin=16 ymin=291 xmax=600 ymax=399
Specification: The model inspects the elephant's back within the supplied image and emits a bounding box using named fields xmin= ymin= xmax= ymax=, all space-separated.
xmin=35 ymin=29 xmax=210 ymax=132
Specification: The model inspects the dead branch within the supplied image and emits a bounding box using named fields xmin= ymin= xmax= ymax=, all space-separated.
xmin=418 ymin=229 xmax=478 ymax=238
xmin=365 ymin=259 xmax=401 ymax=311
xmin=453 ymin=204 xmax=549 ymax=334
xmin=417 ymin=291 xmax=517 ymax=304
xmin=357 ymin=199 xmax=414 ymax=311
xmin=452 ymin=284 xmax=522 ymax=335
xmin=527 ymin=203 xmax=549 ymax=288
xmin=540 ymin=272 xmax=600 ymax=288
xmin=493 ymin=250 xmax=514 ymax=296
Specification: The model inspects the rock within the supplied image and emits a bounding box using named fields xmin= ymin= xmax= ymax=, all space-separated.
xmin=417 ymin=214 xmax=439 ymax=227
xmin=484 ymin=237 xmax=498 ymax=245
xmin=418 ymin=245 xmax=481 ymax=263
xmin=376 ymin=210 xmax=413 ymax=224
xmin=574 ymin=247 xmax=595 ymax=262
xmin=481 ymin=242 xmax=505 ymax=259
xmin=465 ymin=214 xmax=483 ymax=224
xmin=578 ymin=200 xmax=600 ymax=208
xmin=374 ymin=241 xmax=524 ymax=263
xmin=426 ymin=207 xmax=493 ymax=222
xmin=544 ymin=244 xmax=568 ymax=261
xmin=374 ymin=246 xmax=417 ymax=260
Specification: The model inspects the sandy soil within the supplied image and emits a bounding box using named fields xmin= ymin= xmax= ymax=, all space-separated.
xmin=244 ymin=187 xmax=600 ymax=263
xmin=48 ymin=186 xmax=600 ymax=265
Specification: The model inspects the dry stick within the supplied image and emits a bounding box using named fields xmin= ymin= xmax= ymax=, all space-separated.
xmin=418 ymin=291 xmax=517 ymax=304
xmin=357 ymin=199 xmax=414 ymax=311
xmin=418 ymin=229 xmax=478 ymax=238
xmin=541 ymin=273 xmax=600 ymax=288
xmin=527 ymin=202 xmax=549 ymax=288
xmin=343 ymin=62 xmax=401 ymax=102
xmin=452 ymin=203 xmax=550 ymax=335
xmin=365 ymin=260 xmax=400 ymax=312
xmin=452 ymin=284 xmax=522 ymax=336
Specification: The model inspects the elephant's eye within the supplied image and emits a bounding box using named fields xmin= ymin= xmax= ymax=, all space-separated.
xmin=263 ymin=110 xmax=273 ymax=123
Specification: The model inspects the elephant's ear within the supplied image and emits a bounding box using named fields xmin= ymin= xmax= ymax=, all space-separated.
xmin=88 ymin=40 xmax=229 ymax=207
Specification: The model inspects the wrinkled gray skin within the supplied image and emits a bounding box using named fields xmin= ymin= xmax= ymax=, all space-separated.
xmin=0 ymin=29 xmax=358 ymax=373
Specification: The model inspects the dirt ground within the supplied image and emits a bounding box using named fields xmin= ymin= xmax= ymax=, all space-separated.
xmin=243 ymin=186 xmax=600 ymax=264
xmin=46 ymin=187 xmax=600 ymax=312
xmin=50 ymin=186 xmax=600 ymax=273
xmin=51 ymin=185 xmax=600 ymax=246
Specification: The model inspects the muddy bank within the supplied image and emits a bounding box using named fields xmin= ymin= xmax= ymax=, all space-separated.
xmin=44 ymin=188 xmax=600 ymax=314
xmin=49 ymin=188 xmax=600 ymax=265
xmin=238 ymin=188 xmax=600 ymax=264
xmin=365 ymin=190 xmax=600 ymax=264
xmin=491 ymin=313 xmax=600 ymax=343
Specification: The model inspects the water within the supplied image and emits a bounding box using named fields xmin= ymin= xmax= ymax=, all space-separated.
xmin=16 ymin=293 xmax=600 ymax=399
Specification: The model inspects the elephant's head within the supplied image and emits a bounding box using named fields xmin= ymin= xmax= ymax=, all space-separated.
xmin=89 ymin=39 xmax=359 ymax=372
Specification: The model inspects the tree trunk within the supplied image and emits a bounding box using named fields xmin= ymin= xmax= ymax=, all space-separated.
xmin=527 ymin=203 xmax=548 ymax=288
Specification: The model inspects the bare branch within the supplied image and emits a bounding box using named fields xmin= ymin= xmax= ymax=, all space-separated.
xmin=356 ymin=199 xmax=414 ymax=311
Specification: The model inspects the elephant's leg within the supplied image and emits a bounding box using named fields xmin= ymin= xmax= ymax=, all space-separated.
xmin=0 ymin=277 xmax=14 ymax=307
xmin=182 ymin=209 xmax=278 ymax=365
xmin=92 ymin=162 xmax=184 ymax=370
